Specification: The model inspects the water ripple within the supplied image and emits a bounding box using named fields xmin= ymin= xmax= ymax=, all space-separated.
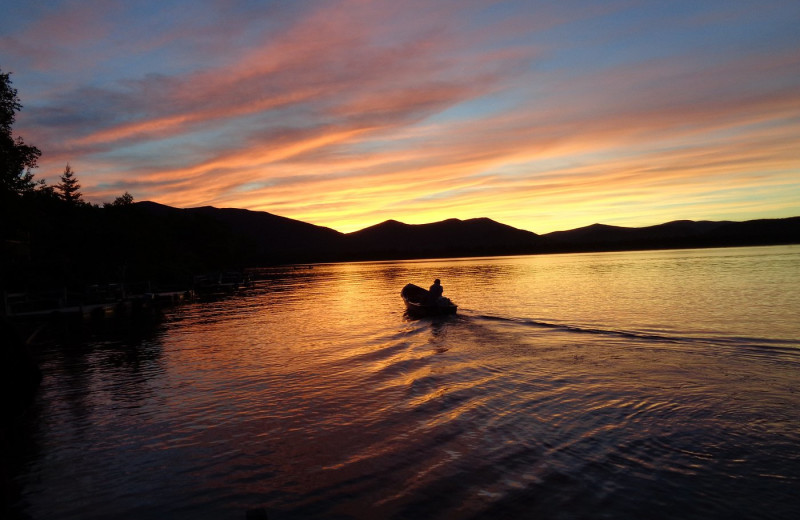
xmin=12 ymin=249 xmax=800 ymax=519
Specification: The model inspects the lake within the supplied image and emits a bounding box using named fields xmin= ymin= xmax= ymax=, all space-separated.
xmin=9 ymin=246 xmax=800 ymax=519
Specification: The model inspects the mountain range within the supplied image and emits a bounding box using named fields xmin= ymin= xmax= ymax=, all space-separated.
xmin=135 ymin=201 xmax=800 ymax=264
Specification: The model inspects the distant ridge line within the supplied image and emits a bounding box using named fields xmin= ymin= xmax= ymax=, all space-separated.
xmin=135 ymin=201 xmax=800 ymax=263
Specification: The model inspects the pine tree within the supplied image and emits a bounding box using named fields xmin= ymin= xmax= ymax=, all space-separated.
xmin=56 ymin=163 xmax=83 ymax=204
xmin=1 ymin=68 xmax=41 ymax=197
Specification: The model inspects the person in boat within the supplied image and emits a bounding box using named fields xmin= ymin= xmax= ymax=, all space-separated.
xmin=429 ymin=279 xmax=444 ymax=303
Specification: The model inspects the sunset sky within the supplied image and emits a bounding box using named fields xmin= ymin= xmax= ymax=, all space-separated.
xmin=2 ymin=0 xmax=799 ymax=233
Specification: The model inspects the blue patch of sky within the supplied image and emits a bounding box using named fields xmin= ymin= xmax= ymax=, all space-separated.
xmin=532 ymin=14 xmax=674 ymax=73
xmin=92 ymin=120 xmax=236 ymax=168
xmin=0 ymin=0 xmax=75 ymax=33
xmin=97 ymin=16 xmax=211 ymax=80
xmin=242 ymin=102 xmax=323 ymax=130
xmin=422 ymin=88 xmax=529 ymax=126
xmin=220 ymin=0 xmax=310 ymax=24
xmin=339 ymin=135 xmax=404 ymax=158
xmin=94 ymin=141 xmax=195 ymax=170
xmin=0 ymin=2 xmax=39 ymax=33
xmin=508 ymin=1 xmax=796 ymax=77
xmin=81 ymin=2 xmax=290 ymax=87
xmin=470 ymin=0 xmax=527 ymax=24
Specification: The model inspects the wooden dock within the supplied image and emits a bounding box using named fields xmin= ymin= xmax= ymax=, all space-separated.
xmin=3 ymin=290 xmax=193 ymax=321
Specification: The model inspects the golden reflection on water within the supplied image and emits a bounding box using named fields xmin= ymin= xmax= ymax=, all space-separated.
xmin=13 ymin=246 xmax=800 ymax=519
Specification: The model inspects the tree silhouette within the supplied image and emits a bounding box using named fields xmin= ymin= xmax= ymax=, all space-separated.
xmin=112 ymin=191 xmax=134 ymax=206
xmin=56 ymin=163 xmax=83 ymax=204
xmin=1 ymin=68 xmax=41 ymax=197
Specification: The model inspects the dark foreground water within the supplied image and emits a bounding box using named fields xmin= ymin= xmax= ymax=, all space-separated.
xmin=9 ymin=246 xmax=800 ymax=519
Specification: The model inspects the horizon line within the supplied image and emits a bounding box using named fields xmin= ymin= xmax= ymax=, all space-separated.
xmin=135 ymin=200 xmax=800 ymax=236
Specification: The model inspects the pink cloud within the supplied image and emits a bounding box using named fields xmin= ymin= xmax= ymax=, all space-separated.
xmin=6 ymin=1 xmax=800 ymax=233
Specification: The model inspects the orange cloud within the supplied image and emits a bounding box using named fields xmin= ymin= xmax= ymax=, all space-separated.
xmin=7 ymin=1 xmax=800 ymax=233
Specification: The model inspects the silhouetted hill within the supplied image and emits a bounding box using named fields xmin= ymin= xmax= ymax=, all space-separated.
xmin=543 ymin=217 xmax=800 ymax=251
xmin=136 ymin=203 xmax=800 ymax=262
xmin=135 ymin=204 xmax=552 ymax=262
xmin=134 ymin=201 xmax=345 ymax=264
xmin=543 ymin=220 xmax=728 ymax=246
xmin=187 ymin=205 xmax=344 ymax=261
xmin=345 ymin=217 xmax=546 ymax=259
xmin=4 ymin=194 xmax=799 ymax=293
xmin=709 ymin=217 xmax=800 ymax=243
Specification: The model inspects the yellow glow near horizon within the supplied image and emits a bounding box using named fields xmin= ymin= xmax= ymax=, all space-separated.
xmin=10 ymin=1 xmax=800 ymax=234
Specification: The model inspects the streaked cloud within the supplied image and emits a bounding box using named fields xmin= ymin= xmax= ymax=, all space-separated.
xmin=3 ymin=0 xmax=799 ymax=233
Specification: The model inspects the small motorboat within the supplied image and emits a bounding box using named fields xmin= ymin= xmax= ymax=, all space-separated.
xmin=401 ymin=283 xmax=457 ymax=316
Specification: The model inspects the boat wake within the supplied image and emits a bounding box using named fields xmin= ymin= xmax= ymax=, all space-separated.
xmin=458 ymin=309 xmax=800 ymax=356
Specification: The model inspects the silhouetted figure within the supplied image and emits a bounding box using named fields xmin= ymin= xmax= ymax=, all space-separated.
xmin=429 ymin=279 xmax=444 ymax=303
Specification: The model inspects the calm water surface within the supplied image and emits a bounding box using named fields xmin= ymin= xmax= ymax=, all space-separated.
xmin=11 ymin=246 xmax=800 ymax=519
